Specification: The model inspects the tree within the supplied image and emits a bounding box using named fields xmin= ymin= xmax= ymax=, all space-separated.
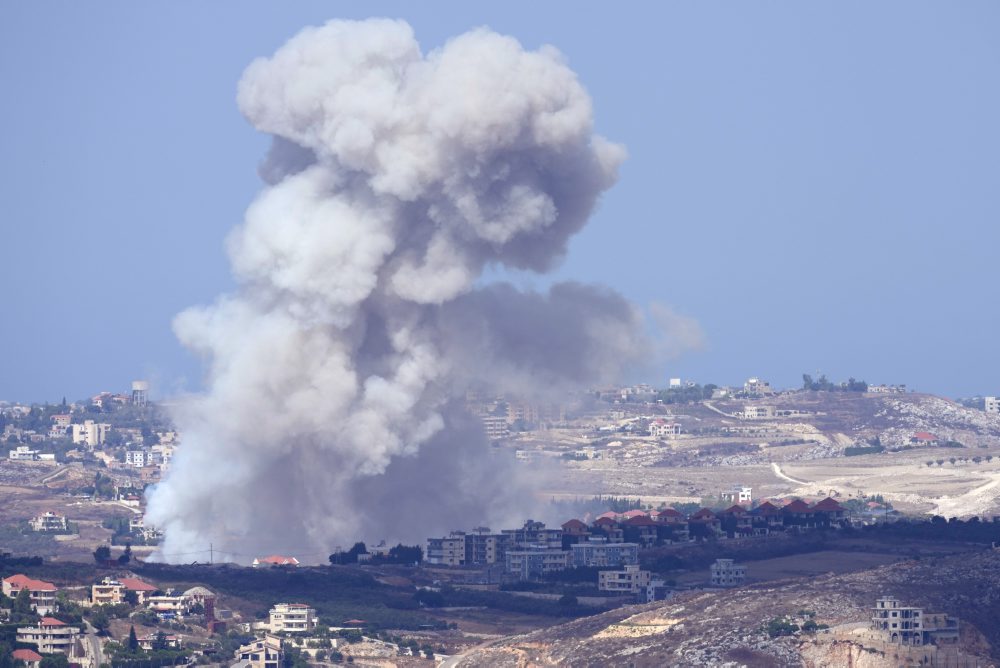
xmin=14 ymin=587 xmax=33 ymax=615
xmin=90 ymin=607 xmax=110 ymax=633
xmin=118 ymin=543 xmax=132 ymax=565
xmin=93 ymin=545 xmax=111 ymax=563
xmin=127 ymin=625 xmax=139 ymax=653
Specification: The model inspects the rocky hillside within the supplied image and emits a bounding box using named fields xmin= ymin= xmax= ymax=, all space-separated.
xmin=458 ymin=549 xmax=1000 ymax=667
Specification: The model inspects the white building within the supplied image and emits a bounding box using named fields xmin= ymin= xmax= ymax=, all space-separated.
xmin=649 ymin=419 xmax=682 ymax=438
xmin=742 ymin=405 xmax=775 ymax=420
xmin=3 ymin=575 xmax=58 ymax=615
xmin=16 ymin=618 xmax=80 ymax=654
xmin=871 ymin=597 xmax=959 ymax=646
xmin=710 ymin=558 xmax=746 ymax=587
xmin=598 ymin=564 xmax=651 ymax=594
xmin=131 ymin=380 xmax=149 ymax=407
xmin=481 ymin=415 xmax=509 ymax=441
xmin=721 ymin=486 xmax=752 ymax=505
xmin=236 ymin=635 xmax=283 ymax=668
xmin=267 ymin=603 xmax=317 ymax=633
xmin=30 ymin=512 xmax=68 ymax=533
xmin=71 ymin=420 xmax=111 ymax=448
xmin=986 ymin=397 xmax=999 ymax=414
xmin=9 ymin=446 xmax=40 ymax=461
xmin=744 ymin=377 xmax=774 ymax=396
xmin=570 ymin=541 xmax=639 ymax=568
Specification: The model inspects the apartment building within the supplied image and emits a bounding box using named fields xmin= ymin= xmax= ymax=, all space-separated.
xmin=570 ymin=540 xmax=639 ymax=568
xmin=71 ymin=420 xmax=111 ymax=448
xmin=709 ymin=558 xmax=747 ymax=587
xmin=598 ymin=564 xmax=652 ymax=595
xmin=425 ymin=533 xmax=467 ymax=566
xmin=742 ymin=405 xmax=776 ymax=419
xmin=16 ymin=618 xmax=80 ymax=654
xmin=464 ymin=528 xmax=508 ymax=565
xmin=505 ymin=548 xmax=571 ymax=579
xmin=871 ymin=597 xmax=960 ymax=646
xmin=986 ymin=397 xmax=999 ymax=414
xmin=91 ymin=577 xmax=158 ymax=606
xmin=649 ymin=420 xmax=682 ymax=438
xmin=268 ymin=603 xmax=317 ymax=633
xmin=481 ymin=415 xmax=509 ymax=441
xmin=501 ymin=520 xmax=563 ymax=550
xmin=2 ymin=575 xmax=57 ymax=615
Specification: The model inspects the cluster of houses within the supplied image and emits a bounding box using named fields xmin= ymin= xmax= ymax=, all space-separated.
xmin=426 ymin=497 xmax=848 ymax=580
xmin=596 ymin=557 xmax=748 ymax=603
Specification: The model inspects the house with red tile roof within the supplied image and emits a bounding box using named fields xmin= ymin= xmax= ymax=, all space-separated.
xmin=687 ymin=508 xmax=722 ymax=539
xmin=718 ymin=504 xmax=756 ymax=536
xmin=751 ymin=501 xmax=785 ymax=531
xmin=2 ymin=574 xmax=57 ymax=615
xmin=811 ymin=497 xmax=848 ymax=524
xmin=910 ymin=432 xmax=940 ymax=445
xmin=622 ymin=515 xmax=660 ymax=547
xmin=16 ymin=618 xmax=81 ymax=655
xmin=12 ymin=649 xmax=43 ymax=668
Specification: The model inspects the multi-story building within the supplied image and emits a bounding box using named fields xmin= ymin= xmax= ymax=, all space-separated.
xmin=742 ymin=405 xmax=775 ymax=420
xmin=2 ymin=575 xmax=57 ymax=615
xmin=720 ymin=485 xmax=753 ymax=505
xmin=236 ymin=635 xmax=284 ymax=668
xmin=871 ymin=597 xmax=959 ymax=646
xmin=71 ymin=420 xmax=111 ymax=448
xmin=16 ymin=618 xmax=80 ymax=654
xmin=598 ymin=564 xmax=652 ymax=595
xmin=502 ymin=520 xmax=563 ymax=550
xmin=91 ymin=577 xmax=158 ymax=606
xmin=649 ymin=420 xmax=682 ymax=438
xmin=709 ymin=558 xmax=746 ymax=587
xmin=505 ymin=547 xmax=571 ymax=579
xmin=743 ymin=377 xmax=774 ymax=396
xmin=29 ymin=512 xmax=68 ymax=533
xmin=986 ymin=397 xmax=1000 ymax=414
xmin=8 ymin=446 xmax=40 ymax=461
xmin=268 ymin=603 xmax=317 ymax=633
xmin=464 ymin=528 xmax=508 ymax=565
xmin=132 ymin=380 xmax=149 ymax=407
xmin=426 ymin=533 xmax=467 ymax=566
xmin=125 ymin=449 xmax=154 ymax=468
xmin=570 ymin=540 xmax=639 ymax=568
xmin=481 ymin=415 xmax=509 ymax=441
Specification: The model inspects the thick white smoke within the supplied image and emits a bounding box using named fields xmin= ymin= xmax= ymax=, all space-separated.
xmin=145 ymin=19 xmax=655 ymax=563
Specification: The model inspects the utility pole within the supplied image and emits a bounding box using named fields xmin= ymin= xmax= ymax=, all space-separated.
xmin=210 ymin=543 xmax=213 ymax=565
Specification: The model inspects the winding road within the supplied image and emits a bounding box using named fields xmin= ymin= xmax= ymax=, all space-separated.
xmin=771 ymin=462 xmax=809 ymax=486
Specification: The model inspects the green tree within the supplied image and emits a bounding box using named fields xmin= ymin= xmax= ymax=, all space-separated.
xmin=127 ymin=625 xmax=139 ymax=653
xmin=118 ymin=543 xmax=132 ymax=565
xmin=93 ymin=545 xmax=111 ymax=563
xmin=90 ymin=608 xmax=111 ymax=633
xmin=14 ymin=587 xmax=33 ymax=615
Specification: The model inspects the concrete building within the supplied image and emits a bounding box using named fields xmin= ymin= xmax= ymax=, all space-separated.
xmin=29 ymin=512 xmax=68 ymax=533
xmin=16 ymin=618 xmax=80 ymax=654
xmin=426 ymin=533 xmax=467 ymax=566
xmin=236 ymin=635 xmax=284 ymax=668
xmin=743 ymin=377 xmax=774 ymax=396
xmin=91 ymin=577 xmax=158 ymax=606
xmin=742 ymin=405 xmax=776 ymax=420
xmin=598 ymin=564 xmax=652 ymax=595
xmin=710 ymin=558 xmax=746 ymax=587
xmin=71 ymin=420 xmax=111 ymax=448
xmin=2 ymin=575 xmax=57 ymax=615
xmin=721 ymin=486 xmax=753 ymax=505
xmin=570 ymin=541 xmax=639 ymax=568
xmin=8 ymin=446 xmax=41 ymax=461
xmin=501 ymin=520 xmax=563 ymax=550
xmin=131 ymin=380 xmax=149 ymax=407
xmin=464 ymin=528 xmax=508 ymax=565
xmin=986 ymin=397 xmax=999 ymax=414
xmin=268 ymin=603 xmax=317 ymax=633
xmin=481 ymin=415 xmax=509 ymax=441
xmin=11 ymin=649 xmax=43 ymax=668
xmin=645 ymin=580 xmax=673 ymax=603
xmin=871 ymin=597 xmax=960 ymax=646
xmin=649 ymin=419 xmax=682 ymax=438
xmin=505 ymin=548 xmax=571 ymax=579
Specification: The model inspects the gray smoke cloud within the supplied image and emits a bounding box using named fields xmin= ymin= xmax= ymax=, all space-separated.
xmin=145 ymin=19 xmax=665 ymax=562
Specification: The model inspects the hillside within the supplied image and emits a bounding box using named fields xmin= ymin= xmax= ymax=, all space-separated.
xmin=458 ymin=548 xmax=1000 ymax=667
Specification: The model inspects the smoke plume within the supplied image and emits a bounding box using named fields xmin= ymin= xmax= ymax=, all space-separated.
xmin=146 ymin=19 xmax=655 ymax=562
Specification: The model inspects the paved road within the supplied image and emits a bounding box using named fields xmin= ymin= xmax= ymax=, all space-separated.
xmin=83 ymin=621 xmax=105 ymax=668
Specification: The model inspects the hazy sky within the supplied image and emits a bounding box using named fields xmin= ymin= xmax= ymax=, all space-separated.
xmin=2 ymin=2 xmax=997 ymax=402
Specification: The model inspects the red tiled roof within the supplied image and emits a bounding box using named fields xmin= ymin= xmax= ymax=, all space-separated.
xmin=690 ymin=508 xmax=717 ymax=520
xmin=653 ymin=507 xmax=683 ymax=518
xmin=782 ymin=499 xmax=812 ymax=513
xmin=13 ymin=649 xmax=43 ymax=662
xmin=119 ymin=577 xmax=157 ymax=592
xmin=595 ymin=511 xmax=618 ymax=520
xmin=811 ymin=497 xmax=845 ymax=512
xmin=3 ymin=574 xmax=57 ymax=591
xmin=753 ymin=501 xmax=781 ymax=515
xmin=593 ymin=516 xmax=617 ymax=526
xmin=622 ymin=510 xmax=647 ymax=518
xmin=40 ymin=617 xmax=66 ymax=627
xmin=624 ymin=516 xmax=659 ymax=527
xmin=561 ymin=519 xmax=587 ymax=531
xmin=721 ymin=505 xmax=747 ymax=515
xmin=256 ymin=555 xmax=299 ymax=565
xmin=912 ymin=432 xmax=938 ymax=441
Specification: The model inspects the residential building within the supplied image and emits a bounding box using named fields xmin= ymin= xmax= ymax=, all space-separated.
xmin=742 ymin=405 xmax=775 ymax=420
xmin=910 ymin=432 xmax=940 ymax=446
xmin=11 ymin=649 xmax=43 ymax=668
xmin=645 ymin=580 xmax=673 ymax=603
xmin=125 ymin=449 xmax=153 ymax=468
xmin=505 ymin=547 xmax=571 ymax=579
xmin=8 ymin=446 xmax=40 ymax=461
xmin=252 ymin=555 xmax=299 ymax=568
xmin=131 ymin=381 xmax=149 ymax=407
xmin=236 ymin=635 xmax=284 ymax=668
xmin=481 ymin=415 xmax=509 ymax=441
xmin=502 ymin=520 xmax=563 ymax=550
xmin=147 ymin=591 xmax=190 ymax=617
xmin=29 ymin=512 xmax=68 ymax=533
xmin=649 ymin=419 xmax=682 ymax=438
xmin=570 ymin=540 xmax=639 ymax=568
xmin=720 ymin=485 xmax=752 ymax=505
xmin=743 ymin=377 xmax=774 ymax=396
xmin=464 ymin=528 xmax=508 ymax=565
xmin=268 ymin=603 xmax=317 ymax=633
xmin=138 ymin=632 xmax=180 ymax=651
xmin=710 ymin=558 xmax=746 ymax=587
xmin=426 ymin=533 xmax=467 ymax=566
xmin=71 ymin=420 xmax=111 ymax=448
xmin=16 ymin=618 xmax=80 ymax=654
xmin=598 ymin=564 xmax=651 ymax=595
xmin=986 ymin=397 xmax=999 ymax=414
xmin=91 ymin=577 xmax=157 ymax=606
xmin=2 ymin=575 xmax=57 ymax=615
xmin=871 ymin=597 xmax=960 ymax=646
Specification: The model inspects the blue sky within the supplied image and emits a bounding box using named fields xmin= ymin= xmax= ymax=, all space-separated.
xmin=1 ymin=2 xmax=997 ymax=402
